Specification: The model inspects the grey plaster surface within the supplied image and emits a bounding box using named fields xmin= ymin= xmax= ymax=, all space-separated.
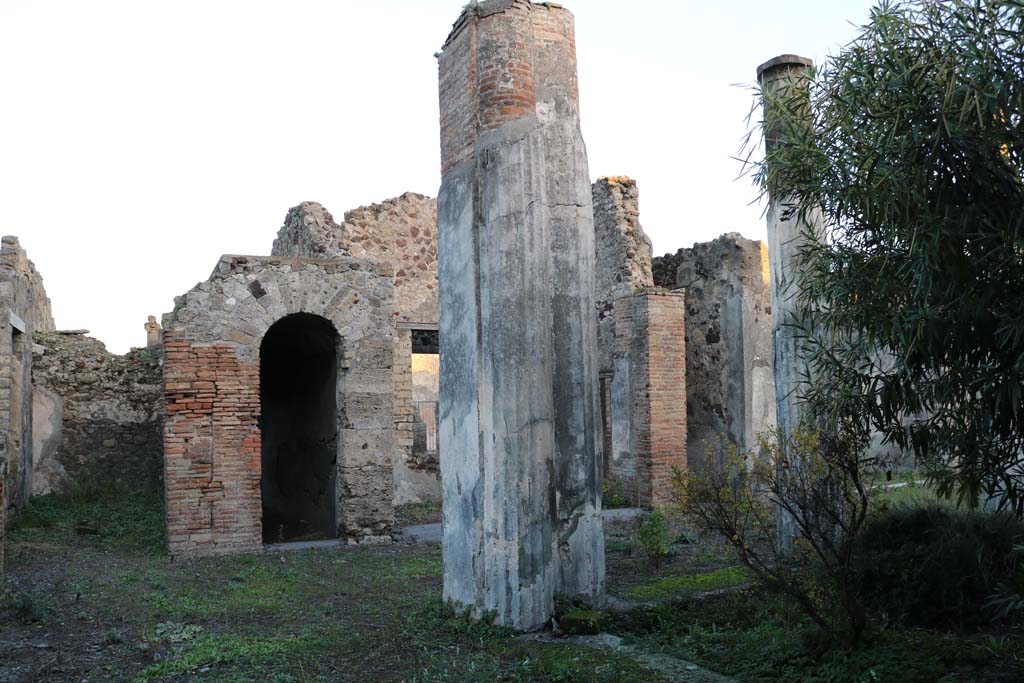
xmin=399 ymin=508 xmax=643 ymax=545
xmin=438 ymin=2 xmax=604 ymax=630
xmin=759 ymin=55 xmax=822 ymax=553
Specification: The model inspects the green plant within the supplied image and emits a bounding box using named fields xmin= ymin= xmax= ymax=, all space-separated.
xmin=601 ymin=479 xmax=632 ymax=509
xmin=12 ymin=484 xmax=165 ymax=554
xmin=748 ymin=0 xmax=1024 ymax=514
xmin=853 ymin=507 xmax=1024 ymax=629
xmin=102 ymin=628 xmax=126 ymax=646
xmin=626 ymin=566 xmax=751 ymax=600
xmin=1 ymin=580 xmax=45 ymax=623
xmin=636 ymin=509 xmax=672 ymax=568
xmin=674 ymin=424 xmax=880 ymax=647
xmin=987 ymin=547 xmax=1024 ymax=624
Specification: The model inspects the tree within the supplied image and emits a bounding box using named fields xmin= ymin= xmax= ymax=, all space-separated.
xmin=753 ymin=1 xmax=1024 ymax=512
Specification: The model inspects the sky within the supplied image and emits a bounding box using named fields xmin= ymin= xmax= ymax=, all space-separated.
xmin=0 ymin=0 xmax=879 ymax=353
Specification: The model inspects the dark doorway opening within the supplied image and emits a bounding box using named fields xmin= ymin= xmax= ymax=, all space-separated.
xmin=260 ymin=313 xmax=339 ymax=543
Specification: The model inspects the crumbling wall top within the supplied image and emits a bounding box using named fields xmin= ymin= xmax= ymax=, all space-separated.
xmin=442 ymin=0 xmax=570 ymax=49
xmin=0 ymin=235 xmax=55 ymax=332
xmin=272 ymin=194 xmax=438 ymax=325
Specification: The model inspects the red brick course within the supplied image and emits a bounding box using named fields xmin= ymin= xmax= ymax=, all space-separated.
xmin=439 ymin=1 xmax=578 ymax=175
xmin=613 ymin=292 xmax=687 ymax=507
xmin=163 ymin=330 xmax=262 ymax=557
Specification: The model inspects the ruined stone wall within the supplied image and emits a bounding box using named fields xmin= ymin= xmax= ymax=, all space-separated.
xmin=593 ymin=176 xmax=653 ymax=376
xmin=271 ymin=194 xmax=438 ymax=324
xmin=611 ymin=292 xmax=687 ymax=506
xmin=674 ymin=234 xmax=776 ymax=468
xmin=272 ymin=197 xmax=440 ymax=503
xmin=163 ymin=254 xmax=396 ymax=558
xmin=593 ymin=176 xmax=654 ymax=482
xmin=0 ymin=236 xmax=52 ymax=571
xmin=31 ymin=331 xmax=163 ymax=496
xmin=652 ymin=249 xmax=687 ymax=289
xmin=0 ymin=237 xmax=54 ymax=334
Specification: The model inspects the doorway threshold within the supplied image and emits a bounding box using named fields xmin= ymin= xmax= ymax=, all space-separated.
xmin=264 ymin=538 xmax=346 ymax=553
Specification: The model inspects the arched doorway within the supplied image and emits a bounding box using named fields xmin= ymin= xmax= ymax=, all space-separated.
xmin=259 ymin=313 xmax=339 ymax=543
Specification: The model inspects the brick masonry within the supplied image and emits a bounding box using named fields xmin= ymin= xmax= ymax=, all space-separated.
xmin=611 ymin=292 xmax=687 ymax=507
xmin=162 ymin=254 xmax=396 ymax=558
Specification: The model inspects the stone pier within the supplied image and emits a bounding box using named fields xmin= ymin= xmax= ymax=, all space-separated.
xmin=758 ymin=55 xmax=824 ymax=551
xmin=674 ymin=235 xmax=775 ymax=469
xmin=437 ymin=0 xmax=604 ymax=629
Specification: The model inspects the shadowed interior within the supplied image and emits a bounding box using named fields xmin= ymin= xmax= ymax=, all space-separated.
xmin=259 ymin=313 xmax=339 ymax=543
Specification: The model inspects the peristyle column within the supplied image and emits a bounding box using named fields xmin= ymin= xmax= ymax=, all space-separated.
xmin=437 ymin=0 xmax=604 ymax=630
xmin=757 ymin=55 xmax=824 ymax=552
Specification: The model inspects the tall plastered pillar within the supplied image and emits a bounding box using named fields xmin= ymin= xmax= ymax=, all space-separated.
xmin=437 ymin=0 xmax=605 ymax=630
xmin=758 ymin=55 xmax=824 ymax=552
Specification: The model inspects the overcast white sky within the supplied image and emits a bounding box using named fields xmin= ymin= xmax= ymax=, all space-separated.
xmin=0 ymin=0 xmax=877 ymax=353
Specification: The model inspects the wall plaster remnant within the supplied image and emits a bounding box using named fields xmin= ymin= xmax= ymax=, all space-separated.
xmin=437 ymin=0 xmax=605 ymax=630
xmin=674 ymin=234 xmax=776 ymax=469
xmin=0 ymin=236 xmax=53 ymax=571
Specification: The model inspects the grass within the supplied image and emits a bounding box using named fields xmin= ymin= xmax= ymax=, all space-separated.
xmin=12 ymin=483 xmax=165 ymax=554
xmin=6 ymin=486 xmax=1022 ymax=682
xmin=609 ymin=589 xmax=1024 ymax=682
xmin=626 ymin=566 xmax=750 ymax=600
xmin=3 ymin=487 xmax=665 ymax=682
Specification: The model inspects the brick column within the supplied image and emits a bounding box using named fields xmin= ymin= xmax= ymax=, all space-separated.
xmin=612 ymin=292 xmax=687 ymax=507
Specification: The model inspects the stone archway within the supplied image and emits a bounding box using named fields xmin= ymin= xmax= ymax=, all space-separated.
xmin=163 ymin=254 xmax=396 ymax=558
xmin=259 ymin=313 xmax=339 ymax=543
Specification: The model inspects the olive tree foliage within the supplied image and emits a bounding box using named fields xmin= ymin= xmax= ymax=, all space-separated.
xmin=750 ymin=0 xmax=1024 ymax=512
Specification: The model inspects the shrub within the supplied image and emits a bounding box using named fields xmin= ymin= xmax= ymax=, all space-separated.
xmin=851 ymin=506 xmax=1024 ymax=630
xmin=601 ymin=479 xmax=632 ymax=509
xmin=674 ymin=424 xmax=884 ymax=647
xmin=636 ymin=510 xmax=672 ymax=568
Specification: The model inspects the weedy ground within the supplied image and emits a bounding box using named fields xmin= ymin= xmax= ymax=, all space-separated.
xmin=3 ymin=485 xmax=1022 ymax=682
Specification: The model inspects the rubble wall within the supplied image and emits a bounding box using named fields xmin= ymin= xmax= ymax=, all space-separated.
xmin=272 ymin=198 xmax=440 ymax=501
xmin=31 ymin=331 xmax=163 ymax=495
xmin=675 ymin=234 xmax=776 ymax=467
xmin=271 ymin=195 xmax=438 ymax=324
xmin=652 ymin=248 xmax=687 ymax=289
xmin=593 ymin=176 xmax=653 ymax=376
